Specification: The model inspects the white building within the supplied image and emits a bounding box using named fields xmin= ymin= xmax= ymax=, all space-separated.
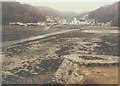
xmin=9 ymin=22 xmax=16 ymax=25
xmin=46 ymin=18 xmax=55 ymax=23
xmin=61 ymin=18 xmax=68 ymax=25
xmin=46 ymin=18 xmax=57 ymax=26
xmin=79 ymin=19 xmax=89 ymax=25
xmin=70 ymin=18 xmax=80 ymax=25
xmin=105 ymin=21 xmax=111 ymax=26
xmin=37 ymin=22 xmax=46 ymax=26
xmin=88 ymin=19 xmax=96 ymax=25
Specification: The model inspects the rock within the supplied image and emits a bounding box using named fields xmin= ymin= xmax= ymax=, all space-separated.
xmin=31 ymin=72 xmax=38 ymax=75
xmin=67 ymin=74 xmax=84 ymax=84
xmin=3 ymin=71 xmax=13 ymax=76
xmin=52 ymin=58 xmax=84 ymax=84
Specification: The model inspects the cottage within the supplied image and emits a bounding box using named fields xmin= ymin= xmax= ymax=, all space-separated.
xmin=79 ymin=19 xmax=87 ymax=25
xmin=61 ymin=18 xmax=68 ymax=25
xmin=105 ymin=21 xmax=111 ymax=26
xmin=87 ymin=19 xmax=96 ymax=25
xmin=46 ymin=18 xmax=58 ymax=26
xmin=9 ymin=22 xmax=16 ymax=25
xmin=70 ymin=18 xmax=80 ymax=25
xmin=37 ymin=22 xmax=46 ymax=26
xmin=26 ymin=23 xmax=38 ymax=26
xmin=46 ymin=18 xmax=55 ymax=23
xmin=16 ymin=22 xmax=27 ymax=26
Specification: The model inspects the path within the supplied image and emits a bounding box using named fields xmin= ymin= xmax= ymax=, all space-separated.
xmin=2 ymin=29 xmax=79 ymax=47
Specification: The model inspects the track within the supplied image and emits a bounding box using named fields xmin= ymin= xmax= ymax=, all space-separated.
xmin=2 ymin=29 xmax=79 ymax=47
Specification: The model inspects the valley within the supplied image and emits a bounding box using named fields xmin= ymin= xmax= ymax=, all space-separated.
xmin=2 ymin=26 xmax=119 ymax=84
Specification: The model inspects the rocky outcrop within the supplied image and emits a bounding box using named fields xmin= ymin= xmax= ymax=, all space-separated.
xmin=52 ymin=59 xmax=84 ymax=84
xmin=52 ymin=54 xmax=118 ymax=84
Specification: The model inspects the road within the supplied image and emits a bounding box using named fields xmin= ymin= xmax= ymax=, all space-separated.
xmin=2 ymin=29 xmax=119 ymax=48
xmin=2 ymin=29 xmax=79 ymax=47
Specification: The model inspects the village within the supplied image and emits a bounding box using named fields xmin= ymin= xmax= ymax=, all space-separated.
xmin=2 ymin=8 xmax=118 ymax=85
xmin=8 ymin=16 xmax=112 ymax=27
xmin=2 ymin=1 xmax=119 ymax=85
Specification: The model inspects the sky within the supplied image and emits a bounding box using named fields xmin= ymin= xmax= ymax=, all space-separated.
xmin=8 ymin=0 xmax=119 ymax=12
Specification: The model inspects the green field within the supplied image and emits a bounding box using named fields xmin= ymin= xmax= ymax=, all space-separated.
xmin=2 ymin=25 xmax=65 ymax=42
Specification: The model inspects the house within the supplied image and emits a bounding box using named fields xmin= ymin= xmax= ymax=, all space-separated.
xmin=79 ymin=18 xmax=88 ymax=25
xmin=54 ymin=17 xmax=62 ymax=24
xmin=86 ymin=19 xmax=96 ymax=25
xmin=26 ymin=23 xmax=38 ymax=26
xmin=16 ymin=22 xmax=27 ymax=26
xmin=9 ymin=22 xmax=27 ymax=26
xmin=9 ymin=22 xmax=16 ymax=25
xmin=46 ymin=18 xmax=55 ymax=23
xmin=70 ymin=18 xmax=80 ymax=25
xmin=61 ymin=17 xmax=68 ymax=25
xmin=105 ymin=21 xmax=111 ymax=26
xmin=46 ymin=18 xmax=58 ymax=26
xmin=37 ymin=22 xmax=46 ymax=26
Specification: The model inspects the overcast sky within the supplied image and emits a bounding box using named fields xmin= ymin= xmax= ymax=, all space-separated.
xmin=15 ymin=0 xmax=118 ymax=12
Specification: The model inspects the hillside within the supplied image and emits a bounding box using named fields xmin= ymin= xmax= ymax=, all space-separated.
xmin=88 ymin=2 xmax=119 ymax=26
xmin=2 ymin=2 xmax=46 ymax=25
xmin=35 ymin=6 xmax=63 ymax=18
xmin=62 ymin=11 xmax=80 ymax=18
xmin=77 ymin=11 xmax=90 ymax=19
